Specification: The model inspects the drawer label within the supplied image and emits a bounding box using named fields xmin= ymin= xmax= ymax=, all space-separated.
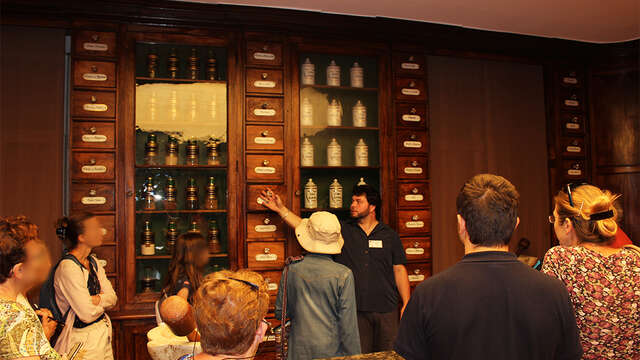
xmin=406 ymin=220 xmax=425 ymax=228
xmin=566 ymin=123 xmax=580 ymax=130
xmin=408 ymin=274 xmax=425 ymax=282
xmin=255 ymin=166 xmax=276 ymax=174
xmin=401 ymin=88 xmax=420 ymax=96
xmin=83 ymin=42 xmax=109 ymax=51
xmin=564 ymin=99 xmax=579 ymax=107
xmin=404 ymin=194 xmax=424 ymax=202
xmin=81 ymin=196 xmax=106 ymax=205
xmin=256 ymin=253 xmax=278 ymax=262
xmin=403 ymin=140 xmax=422 ymax=148
xmin=402 ymin=114 xmax=421 ymax=122
xmin=568 ymin=169 xmax=582 ymax=176
xmin=254 ymin=137 xmax=276 ymax=145
xmin=254 ymin=52 xmax=276 ymax=61
xmin=83 ymin=103 xmax=108 ymax=112
xmin=254 ymin=80 xmax=276 ymax=88
xmin=267 ymin=283 xmax=278 ymax=291
xmin=82 ymin=73 xmax=108 ymax=82
xmin=255 ymin=224 xmax=277 ymax=233
xmin=82 ymin=134 xmax=107 ymax=143
xmin=562 ymin=77 xmax=578 ymax=85
xmin=401 ymin=62 xmax=420 ymax=70
xmin=254 ymin=108 xmax=276 ymax=116
xmin=81 ymin=165 xmax=107 ymax=173
xmin=404 ymin=167 xmax=423 ymax=174
xmin=406 ymin=247 xmax=425 ymax=255
xmin=566 ymin=146 xmax=581 ymax=153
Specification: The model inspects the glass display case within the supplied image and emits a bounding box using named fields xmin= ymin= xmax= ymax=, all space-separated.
xmin=133 ymin=42 xmax=229 ymax=294
xmin=298 ymin=53 xmax=380 ymax=215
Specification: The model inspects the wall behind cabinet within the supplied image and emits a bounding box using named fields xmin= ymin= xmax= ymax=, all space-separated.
xmin=428 ymin=56 xmax=550 ymax=273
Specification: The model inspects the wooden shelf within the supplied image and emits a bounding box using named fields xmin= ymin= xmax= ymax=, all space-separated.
xmin=301 ymin=125 xmax=379 ymax=131
xmin=301 ymin=166 xmax=380 ymax=170
xmin=136 ymin=253 xmax=228 ymax=260
xmin=135 ymin=77 xmax=227 ymax=84
xmin=135 ymin=165 xmax=227 ymax=169
xmin=135 ymin=209 xmax=227 ymax=214
xmin=302 ymin=84 xmax=377 ymax=92
xmin=301 ymin=207 xmax=350 ymax=213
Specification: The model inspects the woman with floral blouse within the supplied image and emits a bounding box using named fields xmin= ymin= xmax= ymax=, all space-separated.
xmin=543 ymin=183 xmax=640 ymax=360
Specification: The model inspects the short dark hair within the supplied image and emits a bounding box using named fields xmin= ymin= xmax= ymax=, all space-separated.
xmin=456 ymin=174 xmax=519 ymax=246
xmin=352 ymin=184 xmax=381 ymax=219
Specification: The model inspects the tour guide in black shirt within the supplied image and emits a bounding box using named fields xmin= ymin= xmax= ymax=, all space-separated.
xmin=394 ymin=174 xmax=583 ymax=360
xmin=259 ymin=185 xmax=410 ymax=353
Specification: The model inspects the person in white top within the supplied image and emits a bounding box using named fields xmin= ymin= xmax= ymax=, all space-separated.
xmin=53 ymin=213 xmax=117 ymax=359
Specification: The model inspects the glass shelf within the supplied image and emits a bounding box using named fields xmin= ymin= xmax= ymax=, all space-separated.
xmin=134 ymin=41 xmax=229 ymax=295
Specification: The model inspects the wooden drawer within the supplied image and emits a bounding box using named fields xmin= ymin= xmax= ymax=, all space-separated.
xmin=92 ymin=244 xmax=116 ymax=274
xmin=246 ymin=154 xmax=284 ymax=182
xmin=560 ymin=89 xmax=584 ymax=111
xmin=247 ymin=184 xmax=288 ymax=211
xmin=395 ymin=78 xmax=426 ymax=101
xmin=246 ymin=97 xmax=284 ymax=123
xmin=74 ymin=30 xmax=117 ymax=57
xmin=397 ymin=130 xmax=428 ymax=154
xmin=73 ymin=60 xmax=116 ymax=88
xmin=562 ymin=160 xmax=586 ymax=180
xmin=257 ymin=270 xmax=282 ymax=301
xmin=246 ymin=69 xmax=283 ymax=94
xmin=397 ymin=156 xmax=428 ymax=180
xmin=397 ymin=210 xmax=431 ymax=236
xmin=398 ymin=182 xmax=430 ymax=208
xmin=71 ymin=183 xmax=115 ymax=211
xmin=406 ymin=262 xmax=432 ymax=287
xmin=393 ymin=53 xmax=426 ymax=76
xmin=95 ymin=215 xmax=115 ymax=244
xmin=246 ymin=125 xmax=284 ymax=151
xmin=561 ymin=113 xmax=585 ymax=135
xmin=247 ymin=241 xmax=285 ymax=269
xmin=71 ymin=152 xmax=115 ymax=180
xmin=72 ymin=91 xmax=116 ymax=118
xmin=246 ymin=41 xmax=283 ymax=67
xmin=561 ymin=137 xmax=586 ymax=157
xmin=72 ymin=121 xmax=115 ymax=149
xmin=402 ymin=237 xmax=432 ymax=261
xmin=396 ymin=103 xmax=427 ymax=128
xmin=247 ymin=213 xmax=286 ymax=240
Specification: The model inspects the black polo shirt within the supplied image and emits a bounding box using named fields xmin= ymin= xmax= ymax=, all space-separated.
xmin=334 ymin=219 xmax=407 ymax=313
xmin=394 ymin=251 xmax=583 ymax=360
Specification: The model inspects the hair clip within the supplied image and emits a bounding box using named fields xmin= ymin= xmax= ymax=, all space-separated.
xmin=55 ymin=227 xmax=66 ymax=238
xmin=589 ymin=210 xmax=614 ymax=221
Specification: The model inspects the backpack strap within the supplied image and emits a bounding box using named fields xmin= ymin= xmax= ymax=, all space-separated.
xmin=277 ymin=255 xmax=303 ymax=359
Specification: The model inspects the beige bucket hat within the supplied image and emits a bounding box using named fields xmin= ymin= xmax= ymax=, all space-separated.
xmin=295 ymin=211 xmax=344 ymax=254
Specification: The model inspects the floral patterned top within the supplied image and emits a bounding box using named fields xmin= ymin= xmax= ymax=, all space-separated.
xmin=542 ymin=246 xmax=640 ymax=360
xmin=0 ymin=297 xmax=62 ymax=360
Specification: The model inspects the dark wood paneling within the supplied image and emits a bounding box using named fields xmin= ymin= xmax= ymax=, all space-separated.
xmin=0 ymin=25 xmax=66 ymax=268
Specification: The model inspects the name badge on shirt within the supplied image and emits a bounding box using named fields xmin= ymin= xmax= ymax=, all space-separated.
xmin=369 ymin=240 xmax=383 ymax=248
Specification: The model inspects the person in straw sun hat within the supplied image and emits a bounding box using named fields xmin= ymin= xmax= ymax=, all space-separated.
xmin=258 ymin=189 xmax=361 ymax=359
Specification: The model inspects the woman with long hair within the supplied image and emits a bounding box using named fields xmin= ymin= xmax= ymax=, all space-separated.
xmin=543 ymin=183 xmax=640 ymax=359
xmin=162 ymin=231 xmax=209 ymax=302
xmin=53 ymin=213 xmax=117 ymax=359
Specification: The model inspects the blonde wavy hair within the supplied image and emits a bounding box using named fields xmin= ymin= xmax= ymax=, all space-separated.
xmin=554 ymin=184 xmax=621 ymax=244
xmin=193 ymin=269 xmax=269 ymax=356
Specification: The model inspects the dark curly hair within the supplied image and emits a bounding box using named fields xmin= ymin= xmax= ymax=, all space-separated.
xmin=0 ymin=216 xmax=40 ymax=284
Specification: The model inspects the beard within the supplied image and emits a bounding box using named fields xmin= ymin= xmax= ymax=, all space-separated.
xmin=350 ymin=207 xmax=370 ymax=220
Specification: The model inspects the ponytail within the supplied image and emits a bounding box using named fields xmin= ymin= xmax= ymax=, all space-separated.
xmin=55 ymin=212 xmax=94 ymax=251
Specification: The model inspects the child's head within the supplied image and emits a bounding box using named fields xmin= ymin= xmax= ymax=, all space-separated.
xmin=163 ymin=231 xmax=209 ymax=297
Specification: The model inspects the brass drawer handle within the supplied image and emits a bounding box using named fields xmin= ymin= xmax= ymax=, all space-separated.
xmin=87 ymin=127 xmax=98 ymax=134
xmin=413 ymin=241 xmax=420 ymax=248
xmin=411 ymin=160 xmax=419 ymax=167
xmin=89 ymin=189 xmax=97 ymax=196
xmin=261 ymin=103 xmax=269 ymax=109
xmin=91 ymin=34 xmax=100 ymax=42
xmin=410 ymin=134 xmax=417 ymax=140
xmin=409 ymin=81 xmax=416 ymax=87
xmin=410 ymin=107 xmax=417 ymax=114
xmin=263 ymin=218 xmax=271 ymax=225
xmin=262 ymin=160 xmax=270 ymax=166
xmin=412 ymin=187 xmax=419 ymax=194
xmin=414 ymin=269 xmax=421 ymax=275
xmin=261 ymin=72 xmax=268 ymax=79
xmin=261 ymin=130 xmax=269 ymax=137
xmin=87 ymin=158 xmax=97 ymax=165
xmin=90 ymin=96 xmax=97 ymax=103
xmin=91 ymin=65 xmax=98 ymax=72
xmin=264 ymin=248 xmax=270 ymax=254
xmin=411 ymin=215 xmax=419 ymax=221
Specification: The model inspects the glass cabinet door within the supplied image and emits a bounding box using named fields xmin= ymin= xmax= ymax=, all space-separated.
xmin=133 ymin=42 xmax=229 ymax=294
xmin=298 ymin=53 xmax=380 ymax=215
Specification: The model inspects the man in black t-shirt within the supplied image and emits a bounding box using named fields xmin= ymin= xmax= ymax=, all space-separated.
xmin=259 ymin=185 xmax=410 ymax=354
xmin=394 ymin=174 xmax=582 ymax=360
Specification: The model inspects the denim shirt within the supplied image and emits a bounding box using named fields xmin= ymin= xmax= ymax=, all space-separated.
xmin=275 ymin=253 xmax=361 ymax=360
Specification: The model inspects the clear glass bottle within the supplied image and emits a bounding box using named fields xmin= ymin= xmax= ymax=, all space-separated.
xmin=166 ymin=219 xmax=178 ymax=254
xmin=208 ymin=219 xmax=221 ymax=254
xmin=204 ymin=176 xmax=218 ymax=210
xmin=140 ymin=220 xmax=155 ymax=256
xmin=185 ymin=177 xmax=199 ymax=210
xmin=206 ymin=138 xmax=221 ymax=165
xmin=144 ymin=134 xmax=158 ymax=165
xmin=186 ymin=139 xmax=199 ymax=166
xmin=143 ymin=176 xmax=156 ymax=210
xmin=207 ymin=49 xmax=217 ymax=80
xmin=165 ymin=136 xmax=179 ymax=165
xmin=164 ymin=176 xmax=177 ymax=210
